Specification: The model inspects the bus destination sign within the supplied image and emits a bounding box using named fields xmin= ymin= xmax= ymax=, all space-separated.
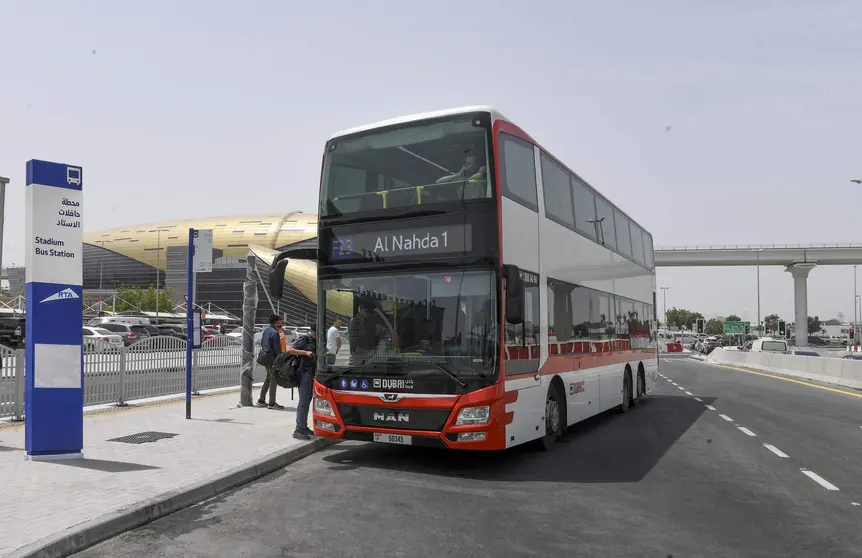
xmin=328 ymin=224 xmax=472 ymax=262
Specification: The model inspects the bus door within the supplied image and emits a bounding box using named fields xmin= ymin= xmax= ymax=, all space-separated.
xmin=502 ymin=267 xmax=544 ymax=447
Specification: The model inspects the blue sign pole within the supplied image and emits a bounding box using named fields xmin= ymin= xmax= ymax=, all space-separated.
xmin=186 ymin=228 xmax=194 ymax=419
xmin=24 ymin=160 xmax=84 ymax=460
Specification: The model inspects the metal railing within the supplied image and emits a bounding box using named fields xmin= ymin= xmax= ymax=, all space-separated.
xmin=656 ymin=243 xmax=862 ymax=251
xmin=0 ymin=335 xmax=268 ymax=420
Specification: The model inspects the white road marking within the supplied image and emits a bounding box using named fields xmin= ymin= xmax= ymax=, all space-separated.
xmin=671 ymin=382 xmax=678 ymax=386
xmin=685 ymin=391 xmax=694 ymax=396
xmin=852 ymin=502 xmax=860 ymax=506
xmin=738 ymin=426 xmax=757 ymax=437
xmin=677 ymin=386 xmax=685 ymax=391
xmin=706 ymin=405 xmax=717 ymax=411
xmin=763 ymin=444 xmax=789 ymax=458
xmin=801 ymin=469 xmax=839 ymax=491
xmin=719 ymin=414 xmax=734 ymax=422
xmin=693 ymin=397 xmax=703 ymax=402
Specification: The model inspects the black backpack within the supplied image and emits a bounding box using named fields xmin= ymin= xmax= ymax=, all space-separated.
xmin=273 ymin=352 xmax=300 ymax=388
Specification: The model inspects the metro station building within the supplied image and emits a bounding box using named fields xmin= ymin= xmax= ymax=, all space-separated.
xmin=8 ymin=212 xmax=321 ymax=325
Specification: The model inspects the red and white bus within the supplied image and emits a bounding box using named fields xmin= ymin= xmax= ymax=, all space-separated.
xmin=308 ymin=106 xmax=658 ymax=450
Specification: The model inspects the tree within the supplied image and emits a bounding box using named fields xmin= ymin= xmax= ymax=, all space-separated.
xmin=763 ymin=313 xmax=781 ymax=333
xmin=725 ymin=314 xmax=741 ymax=322
xmin=808 ymin=316 xmax=823 ymax=335
xmin=664 ymin=307 xmax=705 ymax=330
xmin=113 ymin=284 xmax=176 ymax=313
xmin=705 ymin=318 xmax=723 ymax=335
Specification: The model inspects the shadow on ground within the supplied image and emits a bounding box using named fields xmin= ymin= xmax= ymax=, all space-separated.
xmin=48 ymin=458 xmax=161 ymax=472
xmin=321 ymin=394 xmax=716 ymax=484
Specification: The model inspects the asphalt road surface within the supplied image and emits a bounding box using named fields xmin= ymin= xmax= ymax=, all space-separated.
xmin=77 ymin=356 xmax=862 ymax=558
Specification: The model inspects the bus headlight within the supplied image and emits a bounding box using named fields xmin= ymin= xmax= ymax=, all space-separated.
xmin=314 ymin=397 xmax=334 ymax=417
xmin=454 ymin=405 xmax=490 ymax=425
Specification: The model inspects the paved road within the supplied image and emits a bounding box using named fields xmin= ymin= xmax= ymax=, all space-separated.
xmin=77 ymin=357 xmax=862 ymax=558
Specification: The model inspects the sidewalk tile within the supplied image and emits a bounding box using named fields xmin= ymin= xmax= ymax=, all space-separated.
xmin=0 ymin=388 xmax=313 ymax=555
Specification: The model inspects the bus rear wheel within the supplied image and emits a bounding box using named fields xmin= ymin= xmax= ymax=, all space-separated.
xmin=618 ymin=370 xmax=632 ymax=413
xmin=631 ymin=369 xmax=645 ymax=407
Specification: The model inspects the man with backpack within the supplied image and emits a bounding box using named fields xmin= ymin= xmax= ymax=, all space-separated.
xmin=256 ymin=314 xmax=285 ymax=409
xmin=287 ymin=324 xmax=317 ymax=440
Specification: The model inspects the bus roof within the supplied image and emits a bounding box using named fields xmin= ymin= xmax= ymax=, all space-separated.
xmin=327 ymin=105 xmax=653 ymax=241
xmin=328 ymin=105 xmax=510 ymax=141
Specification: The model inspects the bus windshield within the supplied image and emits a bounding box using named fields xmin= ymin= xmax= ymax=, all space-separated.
xmin=320 ymin=116 xmax=492 ymax=217
xmin=320 ymin=269 xmax=497 ymax=376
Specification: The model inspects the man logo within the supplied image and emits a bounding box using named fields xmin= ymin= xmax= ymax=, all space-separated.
xmin=373 ymin=411 xmax=409 ymax=423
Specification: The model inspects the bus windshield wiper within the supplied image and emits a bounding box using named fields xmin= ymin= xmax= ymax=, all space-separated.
xmin=427 ymin=361 xmax=468 ymax=388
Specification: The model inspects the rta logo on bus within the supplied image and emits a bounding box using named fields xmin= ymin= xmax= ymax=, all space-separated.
xmin=569 ymin=381 xmax=585 ymax=395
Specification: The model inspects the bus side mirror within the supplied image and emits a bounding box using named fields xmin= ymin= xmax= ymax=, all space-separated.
xmin=503 ymin=264 xmax=524 ymax=325
xmin=270 ymin=259 xmax=289 ymax=298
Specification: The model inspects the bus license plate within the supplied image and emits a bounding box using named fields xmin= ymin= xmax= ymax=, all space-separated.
xmin=373 ymin=433 xmax=411 ymax=445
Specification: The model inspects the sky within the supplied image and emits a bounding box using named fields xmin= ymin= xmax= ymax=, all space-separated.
xmin=1 ymin=0 xmax=861 ymax=323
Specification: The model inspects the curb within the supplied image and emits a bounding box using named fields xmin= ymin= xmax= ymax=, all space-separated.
xmin=8 ymin=437 xmax=337 ymax=558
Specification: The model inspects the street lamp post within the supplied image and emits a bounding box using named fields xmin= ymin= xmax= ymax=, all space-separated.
xmin=855 ymin=266 xmax=858 ymax=346
xmin=0 ymin=176 xmax=8 ymax=289
xmin=856 ymin=294 xmax=861 ymax=349
xmin=660 ymin=287 xmax=670 ymax=330
xmin=98 ymin=240 xmax=108 ymax=314
xmin=149 ymin=228 xmax=169 ymax=323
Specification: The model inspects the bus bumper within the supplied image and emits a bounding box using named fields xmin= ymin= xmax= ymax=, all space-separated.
xmin=311 ymin=380 xmax=509 ymax=451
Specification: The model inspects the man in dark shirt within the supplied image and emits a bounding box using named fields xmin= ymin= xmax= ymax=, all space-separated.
xmin=288 ymin=324 xmax=317 ymax=440
xmin=257 ymin=314 xmax=284 ymax=409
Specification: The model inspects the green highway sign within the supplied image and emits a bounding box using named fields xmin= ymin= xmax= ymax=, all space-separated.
xmin=723 ymin=321 xmax=750 ymax=334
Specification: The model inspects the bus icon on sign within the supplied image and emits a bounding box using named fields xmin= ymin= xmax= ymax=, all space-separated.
xmin=66 ymin=167 xmax=81 ymax=186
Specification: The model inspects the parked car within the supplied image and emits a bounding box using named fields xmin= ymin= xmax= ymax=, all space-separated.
xmin=157 ymin=324 xmax=187 ymax=340
xmin=214 ymin=323 xmax=239 ymax=334
xmin=97 ymin=323 xmax=141 ymax=346
xmin=807 ymin=336 xmax=829 ymax=346
xmin=83 ymin=326 xmax=123 ymax=352
xmin=227 ymin=326 xmax=263 ymax=344
xmin=0 ymin=317 xmax=25 ymax=347
xmin=697 ymin=336 xmax=723 ymax=355
xmin=130 ymin=324 xmax=160 ymax=339
xmin=89 ymin=316 xmax=151 ymax=326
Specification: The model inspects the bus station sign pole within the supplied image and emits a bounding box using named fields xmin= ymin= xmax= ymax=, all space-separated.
xmin=24 ymin=160 xmax=84 ymax=460
xmin=185 ymin=228 xmax=212 ymax=419
xmin=186 ymin=229 xmax=195 ymax=419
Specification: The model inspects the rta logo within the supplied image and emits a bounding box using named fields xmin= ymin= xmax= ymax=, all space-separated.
xmin=569 ymin=381 xmax=585 ymax=395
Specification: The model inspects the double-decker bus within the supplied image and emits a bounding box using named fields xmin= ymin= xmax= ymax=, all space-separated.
xmin=308 ymin=106 xmax=657 ymax=451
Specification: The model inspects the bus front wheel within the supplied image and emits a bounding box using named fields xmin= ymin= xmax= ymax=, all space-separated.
xmin=534 ymin=384 xmax=564 ymax=451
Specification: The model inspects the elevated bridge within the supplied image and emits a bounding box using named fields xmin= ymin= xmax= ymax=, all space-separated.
xmin=654 ymin=243 xmax=862 ymax=347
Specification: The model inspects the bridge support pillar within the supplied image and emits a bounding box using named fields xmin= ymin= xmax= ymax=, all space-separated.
xmin=785 ymin=263 xmax=816 ymax=347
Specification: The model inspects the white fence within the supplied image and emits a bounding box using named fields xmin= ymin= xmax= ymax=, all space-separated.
xmin=0 ymin=336 xmax=268 ymax=420
xmin=708 ymin=347 xmax=862 ymax=390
